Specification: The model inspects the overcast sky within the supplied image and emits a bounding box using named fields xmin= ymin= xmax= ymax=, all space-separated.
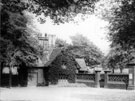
xmin=33 ymin=13 xmax=110 ymax=55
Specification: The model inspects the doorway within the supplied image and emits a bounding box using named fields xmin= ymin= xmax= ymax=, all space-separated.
xmin=28 ymin=72 xmax=38 ymax=86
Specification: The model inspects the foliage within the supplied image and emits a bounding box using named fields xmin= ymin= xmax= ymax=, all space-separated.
xmin=0 ymin=0 xmax=40 ymax=67
xmin=95 ymin=0 xmax=121 ymax=21
xmin=96 ymin=0 xmax=135 ymax=50
xmin=104 ymin=46 xmax=135 ymax=73
xmin=27 ymin=0 xmax=99 ymax=23
xmin=55 ymin=38 xmax=69 ymax=48
xmin=108 ymin=0 xmax=135 ymax=50
xmin=96 ymin=0 xmax=135 ymax=70
xmin=104 ymin=46 xmax=129 ymax=73
xmin=69 ymin=34 xmax=104 ymax=66
xmin=54 ymin=36 xmax=104 ymax=66
xmin=48 ymin=49 xmax=77 ymax=84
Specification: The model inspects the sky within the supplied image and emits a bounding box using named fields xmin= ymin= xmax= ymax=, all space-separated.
xmin=33 ymin=14 xmax=110 ymax=55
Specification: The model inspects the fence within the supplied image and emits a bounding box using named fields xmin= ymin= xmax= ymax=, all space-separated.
xmin=1 ymin=69 xmax=134 ymax=90
xmin=105 ymin=73 xmax=129 ymax=89
xmin=76 ymin=73 xmax=95 ymax=87
xmin=56 ymin=70 xmax=101 ymax=87
xmin=73 ymin=71 xmax=130 ymax=89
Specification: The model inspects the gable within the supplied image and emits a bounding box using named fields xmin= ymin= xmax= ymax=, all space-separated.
xmin=44 ymin=48 xmax=62 ymax=67
xmin=75 ymin=58 xmax=88 ymax=71
xmin=35 ymin=48 xmax=62 ymax=67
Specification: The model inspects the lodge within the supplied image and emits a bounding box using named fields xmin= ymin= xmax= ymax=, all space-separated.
xmin=0 ymin=47 xmax=88 ymax=87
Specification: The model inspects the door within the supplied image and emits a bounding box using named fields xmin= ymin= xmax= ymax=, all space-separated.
xmin=28 ymin=72 xmax=38 ymax=86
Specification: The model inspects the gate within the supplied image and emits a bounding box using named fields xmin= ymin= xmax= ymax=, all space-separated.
xmin=100 ymin=74 xmax=105 ymax=88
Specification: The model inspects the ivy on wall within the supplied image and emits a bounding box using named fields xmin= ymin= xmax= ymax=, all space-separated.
xmin=48 ymin=50 xmax=77 ymax=84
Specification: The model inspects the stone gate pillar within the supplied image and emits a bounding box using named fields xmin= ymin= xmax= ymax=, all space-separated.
xmin=127 ymin=59 xmax=135 ymax=90
xmin=104 ymin=70 xmax=111 ymax=88
xmin=95 ymin=70 xmax=101 ymax=88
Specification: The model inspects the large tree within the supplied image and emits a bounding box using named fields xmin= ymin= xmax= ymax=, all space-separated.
xmin=0 ymin=0 xmax=40 ymax=67
xmin=69 ymin=34 xmax=104 ymax=66
xmin=109 ymin=0 xmax=135 ymax=50
xmin=103 ymin=45 xmax=129 ymax=73
xmin=96 ymin=0 xmax=135 ymax=70
xmin=96 ymin=0 xmax=135 ymax=50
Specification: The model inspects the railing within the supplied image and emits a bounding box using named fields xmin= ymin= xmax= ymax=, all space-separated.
xmin=75 ymin=73 xmax=96 ymax=87
xmin=76 ymin=73 xmax=95 ymax=81
xmin=108 ymin=74 xmax=129 ymax=83
xmin=104 ymin=73 xmax=129 ymax=89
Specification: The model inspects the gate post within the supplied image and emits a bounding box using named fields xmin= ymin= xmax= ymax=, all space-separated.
xmin=127 ymin=59 xmax=135 ymax=90
xmin=104 ymin=70 xmax=111 ymax=88
xmin=95 ymin=70 xmax=101 ymax=88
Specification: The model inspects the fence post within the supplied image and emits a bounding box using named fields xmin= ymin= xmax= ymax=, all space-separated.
xmin=127 ymin=59 xmax=135 ymax=90
xmin=104 ymin=70 xmax=111 ymax=88
xmin=95 ymin=70 xmax=101 ymax=88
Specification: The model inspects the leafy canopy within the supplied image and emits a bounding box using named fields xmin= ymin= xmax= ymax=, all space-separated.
xmin=0 ymin=0 xmax=40 ymax=66
xmin=69 ymin=34 xmax=104 ymax=66
xmin=27 ymin=0 xmax=99 ymax=23
xmin=96 ymin=0 xmax=135 ymax=50
xmin=96 ymin=0 xmax=135 ymax=70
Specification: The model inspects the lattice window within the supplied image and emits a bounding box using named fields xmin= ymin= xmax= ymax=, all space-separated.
xmin=76 ymin=74 xmax=95 ymax=81
xmin=108 ymin=74 xmax=129 ymax=83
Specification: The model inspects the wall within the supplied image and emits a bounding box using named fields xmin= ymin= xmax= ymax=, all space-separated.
xmin=76 ymin=73 xmax=95 ymax=87
xmin=106 ymin=74 xmax=129 ymax=89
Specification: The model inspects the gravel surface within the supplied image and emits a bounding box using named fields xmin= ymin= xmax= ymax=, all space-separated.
xmin=0 ymin=87 xmax=135 ymax=101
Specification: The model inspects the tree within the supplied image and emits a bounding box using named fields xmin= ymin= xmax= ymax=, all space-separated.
xmin=96 ymin=0 xmax=135 ymax=70
xmin=104 ymin=46 xmax=129 ymax=73
xmin=108 ymin=0 xmax=135 ymax=50
xmin=95 ymin=0 xmax=135 ymax=48
xmin=97 ymin=0 xmax=135 ymax=51
xmin=27 ymin=0 xmax=99 ymax=23
xmin=95 ymin=0 xmax=121 ymax=21
xmin=69 ymin=34 xmax=104 ymax=66
xmin=55 ymin=38 xmax=69 ymax=48
xmin=0 ymin=0 xmax=40 ymax=67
